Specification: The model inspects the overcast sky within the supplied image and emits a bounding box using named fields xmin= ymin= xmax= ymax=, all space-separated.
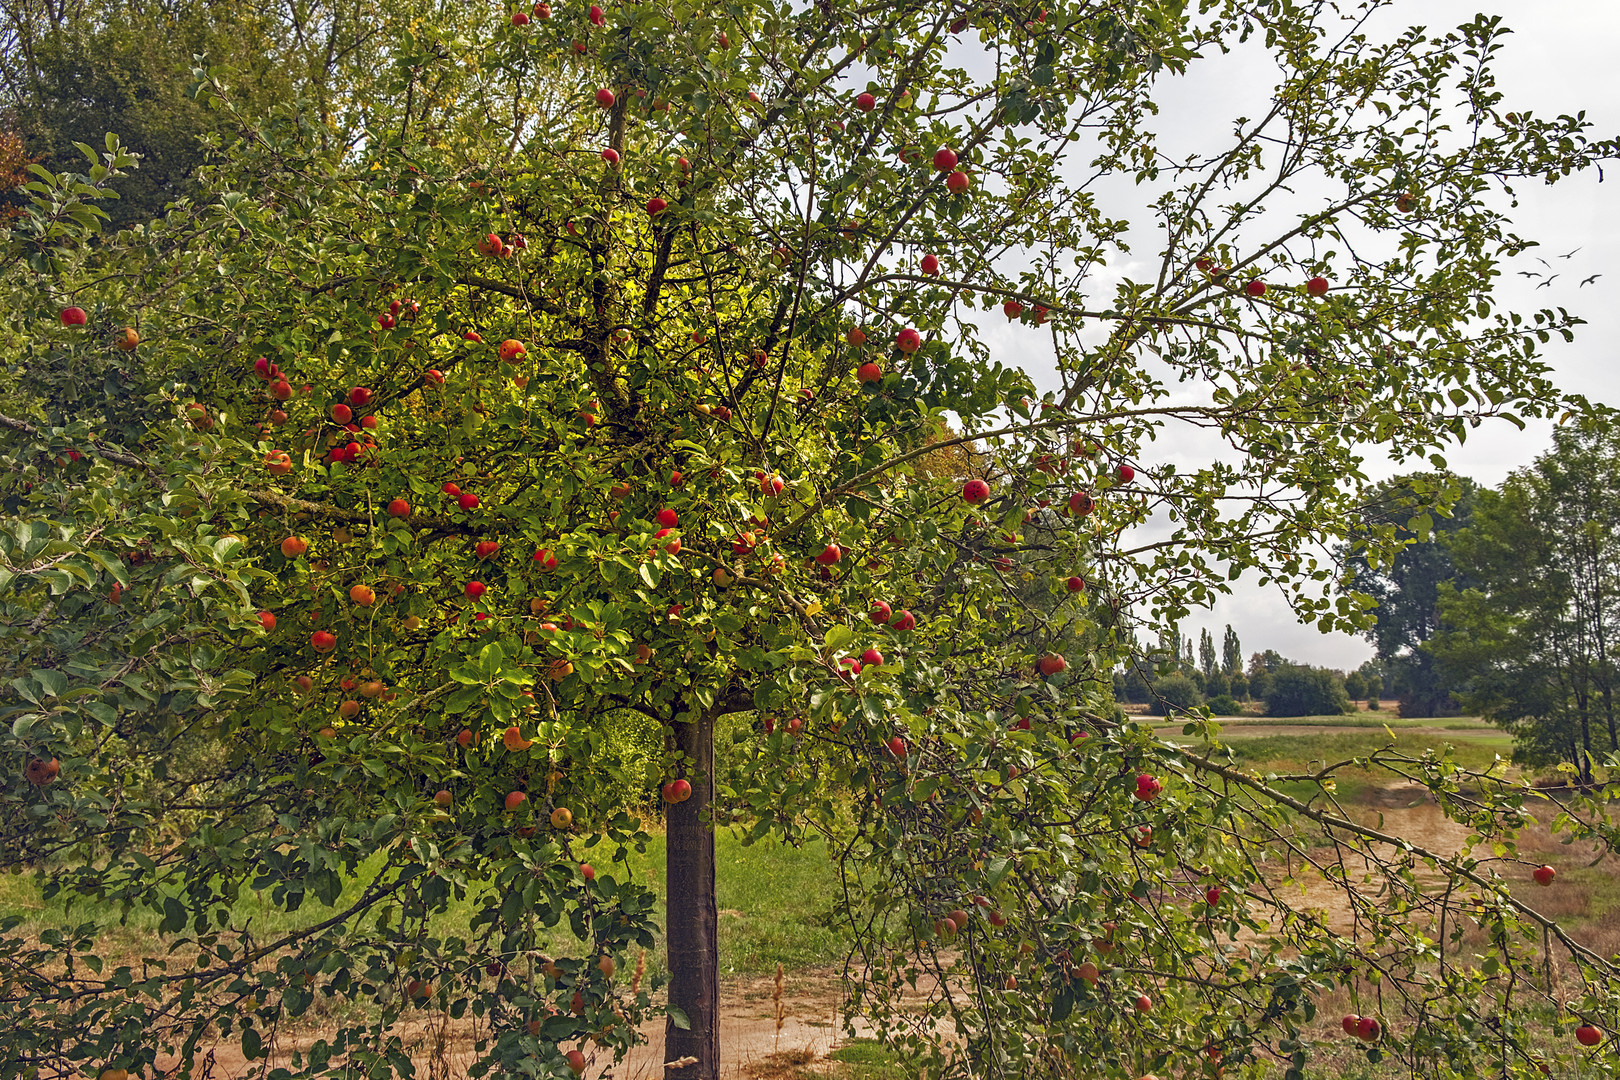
xmin=994 ymin=0 xmax=1620 ymax=669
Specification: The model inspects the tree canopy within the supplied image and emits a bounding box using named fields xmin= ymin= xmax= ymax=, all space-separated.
xmin=2 ymin=1 xmax=1619 ymax=1079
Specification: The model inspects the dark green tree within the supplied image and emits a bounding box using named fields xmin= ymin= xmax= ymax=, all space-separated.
xmin=1198 ymin=627 xmax=1217 ymax=680
xmin=1220 ymin=624 xmax=1242 ymax=677
xmin=1342 ymin=473 xmax=1477 ymax=716
xmin=1431 ymin=419 xmax=1620 ymax=778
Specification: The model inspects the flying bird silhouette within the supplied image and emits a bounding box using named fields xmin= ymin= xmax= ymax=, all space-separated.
xmin=1581 ymin=274 xmax=1602 ymax=287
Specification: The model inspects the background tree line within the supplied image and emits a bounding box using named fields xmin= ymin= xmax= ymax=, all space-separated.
xmin=1113 ymin=625 xmax=1384 ymax=718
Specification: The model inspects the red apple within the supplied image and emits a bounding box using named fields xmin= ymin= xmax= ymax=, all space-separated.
xmin=1117 ymin=465 xmax=1135 ymax=484
xmin=855 ymin=92 xmax=875 ymax=112
xmin=566 ymin=1050 xmax=586 ymax=1075
xmin=1306 ymin=276 xmax=1330 ymax=296
xmin=815 ymin=543 xmax=842 ymax=565
xmin=595 ymin=87 xmax=616 ymax=108
xmin=889 ymin=609 xmax=916 ymax=632
xmin=264 ymin=450 xmax=293 ymax=476
xmin=465 ymin=581 xmax=487 ymax=600
xmin=475 ymin=541 xmax=500 ymax=559
xmin=601 ymin=147 xmax=620 ymax=165
xmin=458 ymin=493 xmax=480 ymax=511
xmin=434 ymin=790 xmax=452 ymax=807
xmin=1065 ymin=576 xmax=1086 ymax=593
xmin=962 ymin=479 xmax=990 ymax=504
xmin=932 ymin=147 xmax=958 ymax=172
xmin=870 ymin=601 xmax=892 ymax=624
xmin=1244 ymin=279 xmax=1266 ymax=297
xmin=920 ymin=253 xmax=940 ymax=275
xmin=588 ymin=3 xmax=604 ymax=23
xmin=887 ymin=736 xmax=906 ymax=758
xmin=511 ymin=9 xmax=529 ymax=24
xmin=861 ymin=648 xmax=884 ymax=668
xmin=60 ymin=306 xmax=87 ymax=326
xmin=1133 ymin=773 xmax=1161 ymax=801
xmin=1533 ymin=864 xmax=1556 ymax=886
xmin=330 ymin=403 xmax=352 ymax=424
xmin=946 ymin=170 xmax=970 ymax=193
xmin=442 ymin=482 xmax=461 ymax=497
xmin=1037 ymin=653 xmax=1067 ymax=676
xmin=1003 ymin=300 xmax=1023 ymax=320
xmin=847 ymin=326 xmax=867 ymax=346
xmin=857 ymin=361 xmax=883 ymax=383
xmin=580 ymin=863 xmax=596 ymax=880
xmin=654 ymin=528 xmax=681 ymax=554
xmin=1068 ymin=491 xmax=1094 ymax=517
xmin=1577 ymin=1025 xmax=1603 ymax=1047
xmin=504 ymin=791 xmax=527 ymax=811
xmin=1135 ymin=994 xmax=1152 ymax=1013
xmin=1355 ymin=1017 xmax=1380 ymax=1041
xmin=456 ymin=729 xmax=473 ymax=748
xmin=280 ymin=536 xmax=308 ymax=558
xmin=656 ymin=508 xmax=678 ymax=528
xmin=311 ymin=630 xmax=337 ymax=653
xmin=258 ymin=611 xmax=277 ymax=631
xmin=1204 ymin=885 xmax=1222 ymax=905
xmin=1342 ymin=1015 xmax=1360 ymax=1035
xmin=646 ymin=196 xmax=667 ymax=216
xmin=895 ymin=328 xmax=921 ymax=353
xmin=499 ymin=339 xmax=527 ymax=363
xmin=387 ymin=498 xmax=410 ymax=518
xmin=348 ymin=387 xmax=372 ymax=407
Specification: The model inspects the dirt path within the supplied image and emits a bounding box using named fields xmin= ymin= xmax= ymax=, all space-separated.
xmin=158 ymin=968 xmax=866 ymax=1080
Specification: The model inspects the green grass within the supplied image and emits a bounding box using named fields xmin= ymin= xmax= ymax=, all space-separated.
xmin=824 ymin=1040 xmax=917 ymax=1080
xmin=0 ymin=827 xmax=848 ymax=980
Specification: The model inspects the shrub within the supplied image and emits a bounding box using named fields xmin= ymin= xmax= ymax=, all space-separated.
xmin=1149 ymin=673 xmax=1204 ymax=715
xmin=1207 ymin=694 xmax=1242 ymax=716
xmin=1265 ymin=665 xmax=1352 ymax=717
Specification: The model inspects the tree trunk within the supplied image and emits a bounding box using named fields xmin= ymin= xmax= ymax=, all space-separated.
xmin=665 ymin=708 xmax=719 ymax=1080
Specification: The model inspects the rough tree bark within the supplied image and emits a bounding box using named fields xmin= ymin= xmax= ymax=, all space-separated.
xmin=664 ymin=706 xmax=719 ymax=1079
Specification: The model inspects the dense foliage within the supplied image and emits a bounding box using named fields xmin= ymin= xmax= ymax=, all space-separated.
xmin=2 ymin=1 xmax=1619 ymax=1079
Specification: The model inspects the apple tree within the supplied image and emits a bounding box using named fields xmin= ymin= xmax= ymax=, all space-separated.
xmin=3 ymin=1 xmax=1620 ymax=1079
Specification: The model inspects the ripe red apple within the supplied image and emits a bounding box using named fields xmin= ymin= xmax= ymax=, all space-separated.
xmin=962 ymin=479 xmax=990 ymax=504
xmin=1037 ymin=653 xmax=1067 ymax=676
xmin=1003 ymin=300 xmax=1023 ymax=320
xmin=387 ymin=498 xmax=410 ymax=518
xmin=595 ymin=87 xmax=616 ymax=108
xmin=337 ymin=700 xmax=360 ymax=719
xmin=1577 ymin=1024 xmax=1603 ymax=1046
xmin=264 ymin=450 xmax=293 ymax=476
xmin=1065 ymin=576 xmax=1086 ymax=593
xmin=870 ymin=600 xmax=892 ymax=624
xmin=458 ymin=493 xmax=480 ymax=511
xmin=566 ymin=1050 xmax=586 ymax=1075
xmin=654 ymin=528 xmax=681 ymax=554
xmin=511 ymin=9 xmax=528 ymax=23
xmin=1117 ymin=464 xmax=1135 ymax=484
xmin=442 ymin=482 xmax=461 ymax=497
xmin=1135 ymin=994 xmax=1152 ymax=1013
xmin=855 ymin=91 xmax=876 ymax=112
xmin=663 ymin=778 xmax=693 ymax=803
xmin=1306 ymin=276 xmax=1330 ymax=296
xmin=348 ymin=387 xmax=372 ymax=407
xmin=588 ymin=3 xmax=604 ymax=23
xmin=378 ymin=312 xmax=396 ymax=329
xmin=932 ymin=147 xmax=958 ymax=172
xmin=580 ymin=862 xmax=596 ymax=880
xmin=456 ymin=729 xmax=473 ymax=747
xmin=113 ymin=327 xmax=139 ymax=351
xmin=1533 ymin=864 xmax=1556 ymax=886
xmin=946 ymin=170 xmax=970 ymax=193
xmin=499 ymin=339 xmax=527 ymax=363
xmin=433 ymin=790 xmax=452 ymax=807
xmin=895 ymin=328 xmax=921 ymax=353
xmin=656 ymin=508 xmax=678 ymax=528
xmin=920 ymin=253 xmax=940 ymax=275
xmin=600 ymin=146 xmax=620 ymax=165
xmin=1068 ymin=491 xmax=1094 ymax=517
xmin=258 ymin=611 xmax=277 ymax=631
xmin=847 ymin=326 xmax=867 ymax=346
xmin=504 ymin=791 xmax=527 ymax=811
xmin=857 ymin=361 xmax=883 ymax=383
xmin=1342 ymin=1015 xmax=1360 ymax=1035
xmin=1076 ymin=961 xmax=1100 ymax=986
xmin=1355 ymin=1017 xmax=1380 ymax=1041
xmin=646 ymin=196 xmax=667 ymax=216
xmin=465 ymin=581 xmax=486 ymax=600
xmin=1205 ymin=885 xmax=1222 ymax=905
xmin=280 ymin=536 xmax=308 ymax=558
xmin=887 ymin=736 xmax=906 ymax=758
xmin=862 ymin=648 xmax=884 ymax=668
xmin=1244 ymin=279 xmax=1266 ymax=297
xmin=889 ymin=609 xmax=916 ymax=632
xmin=535 ymin=2 xmax=551 ymax=16
xmin=815 ymin=543 xmax=842 ymax=565
xmin=272 ymin=380 xmax=293 ymax=400
xmin=1133 ymin=773 xmax=1161 ymax=801
xmin=349 ymin=584 xmax=376 ymax=607
xmin=475 ymin=541 xmax=500 ymax=559
xmin=60 ymin=306 xmax=87 ymax=326
xmin=330 ymin=403 xmax=353 ymax=424
xmin=311 ymin=630 xmax=337 ymax=653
